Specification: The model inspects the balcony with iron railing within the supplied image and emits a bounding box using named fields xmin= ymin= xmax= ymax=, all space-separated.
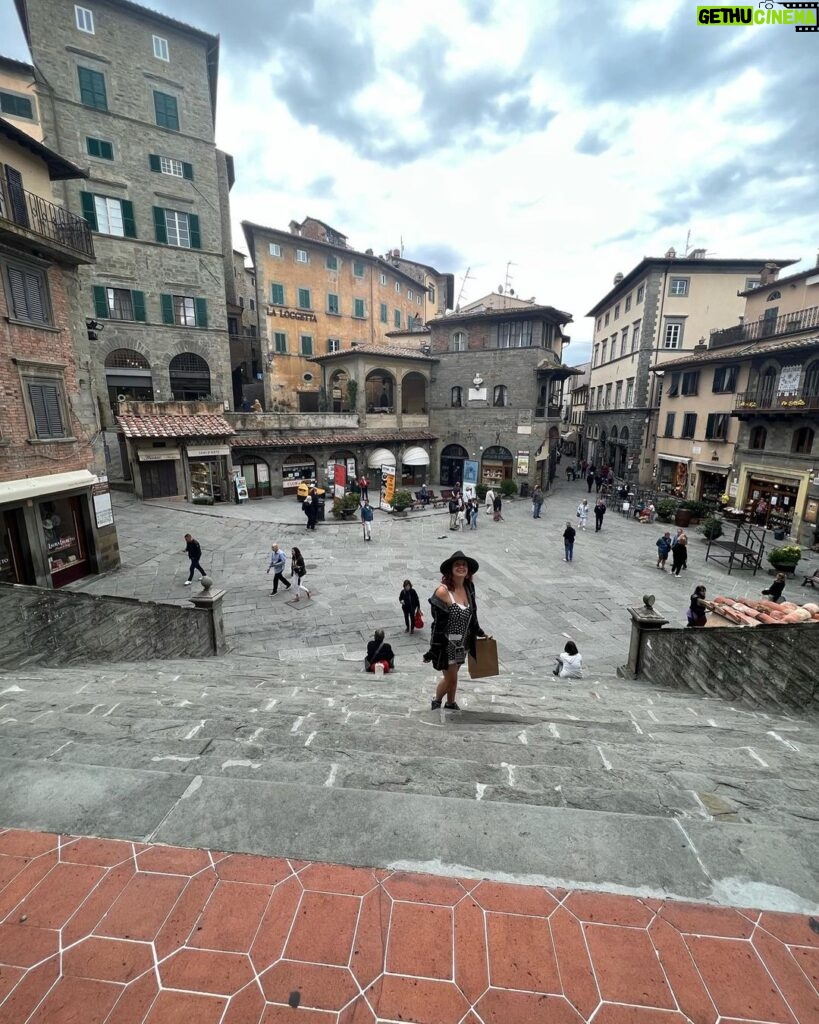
xmin=710 ymin=305 xmax=819 ymax=347
xmin=0 ymin=178 xmax=94 ymax=264
xmin=732 ymin=387 xmax=819 ymax=416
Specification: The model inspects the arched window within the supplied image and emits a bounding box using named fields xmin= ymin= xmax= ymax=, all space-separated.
xmin=169 ymin=352 xmax=210 ymax=399
xmin=105 ymin=349 xmax=149 ymax=369
xmin=451 ymin=386 xmax=463 ymax=408
xmin=767 ymin=291 xmax=781 ymax=301
xmin=804 ymin=361 xmax=819 ymax=398
xmin=365 ymin=369 xmax=395 ymax=413
xmin=758 ymin=367 xmax=777 ymax=407
xmin=402 ymin=371 xmax=427 ymax=414
xmin=749 ymin=426 xmax=767 ymax=450
xmin=493 ymin=385 xmax=508 ymax=407
xmin=451 ymin=331 xmax=466 ymax=352
xmin=792 ymin=427 xmax=815 ymax=455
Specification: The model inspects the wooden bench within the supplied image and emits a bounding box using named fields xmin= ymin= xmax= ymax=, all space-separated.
xmin=801 ymin=569 xmax=819 ymax=589
xmin=432 ymin=489 xmax=453 ymax=509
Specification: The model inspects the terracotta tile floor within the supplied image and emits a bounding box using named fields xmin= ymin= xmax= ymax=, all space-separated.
xmin=1 ymin=829 xmax=817 ymax=1023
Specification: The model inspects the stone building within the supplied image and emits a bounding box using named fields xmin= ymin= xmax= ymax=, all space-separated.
xmin=426 ymin=304 xmax=577 ymax=490
xmin=1 ymin=115 xmax=119 ymax=586
xmin=584 ymin=250 xmax=796 ymax=482
xmin=226 ymin=250 xmax=263 ymax=410
xmin=563 ymin=361 xmax=590 ymax=460
xmin=14 ymin=0 xmax=234 ymax=444
xmin=242 ymin=216 xmax=452 ymax=413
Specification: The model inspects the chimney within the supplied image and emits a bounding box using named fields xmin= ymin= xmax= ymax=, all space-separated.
xmin=613 ymin=271 xmax=624 ymax=286
xmin=393 ymin=249 xmax=400 ymax=258
xmin=690 ymin=248 xmax=706 ymax=259
xmin=693 ymin=336 xmax=707 ymax=352
xmin=288 ymin=220 xmax=301 ymax=235
xmin=759 ymin=262 xmax=779 ymax=286
xmin=665 ymin=246 xmax=677 ymax=259
xmin=815 ymin=250 xmax=819 ymax=268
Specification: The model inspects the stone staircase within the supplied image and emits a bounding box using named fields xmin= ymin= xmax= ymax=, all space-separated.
xmin=1 ymin=655 xmax=818 ymax=910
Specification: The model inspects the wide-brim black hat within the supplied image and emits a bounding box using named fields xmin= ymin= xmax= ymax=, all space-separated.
xmin=439 ymin=550 xmax=479 ymax=575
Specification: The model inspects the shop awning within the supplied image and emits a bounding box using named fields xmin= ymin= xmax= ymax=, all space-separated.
xmin=560 ymin=430 xmax=577 ymax=442
xmin=535 ymin=449 xmax=550 ymax=463
xmin=401 ymin=446 xmax=429 ymax=466
xmin=0 ymin=469 xmax=98 ymax=503
xmin=658 ymin=454 xmax=691 ymax=464
xmin=695 ymin=462 xmax=731 ymax=472
xmin=368 ymin=447 xmax=395 ymax=468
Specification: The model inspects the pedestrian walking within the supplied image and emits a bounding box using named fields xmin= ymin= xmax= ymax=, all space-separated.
xmin=266 ymin=543 xmax=291 ymax=594
xmin=532 ymin=485 xmax=544 ymax=519
xmin=687 ymin=585 xmax=714 ymax=627
xmin=468 ymin=497 xmax=479 ymax=530
xmin=493 ymin=492 xmax=504 ymax=521
xmin=301 ymin=494 xmax=312 ymax=530
xmin=365 ymin=629 xmax=395 ymax=674
xmin=671 ymin=528 xmax=688 ymax=577
xmin=586 ymin=469 xmax=595 ymax=493
xmin=456 ymin=499 xmax=468 ymax=531
xmin=563 ymin=521 xmax=576 ymax=562
xmin=594 ymin=498 xmax=606 ymax=532
xmin=485 ymin=487 xmax=495 ymax=516
xmin=762 ymin=572 xmax=787 ymax=603
xmin=290 ymin=546 xmax=311 ymax=601
xmin=359 ymin=475 xmax=369 ymax=502
xmin=594 ymin=473 xmax=603 ymax=493
xmin=553 ymin=640 xmax=583 ymax=678
xmin=424 ymin=550 xmax=488 ymax=711
xmin=307 ymin=487 xmax=320 ymax=530
xmin=576 ymin=499 xmax=589 ymax=531
xmin=448 ymin=493 xmax=460 ymax=530
xmin=399 ymin=579 xmax=421 ymax=633
xmin=360 ymin=498 xmax=374 ymax=541
xmin=656 ymin=531 xmax=672 ymax=570
xmin=183 ymin=533 xmax=206 ymax=585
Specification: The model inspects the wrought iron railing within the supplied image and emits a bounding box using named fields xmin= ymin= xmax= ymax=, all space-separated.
xmin=734 ymin=388 xmax=819 ymax=412
xmin=0 ymin=178 xmax=94 ymax=259
xmin=710 ymin=305 xmax=819 ymax=346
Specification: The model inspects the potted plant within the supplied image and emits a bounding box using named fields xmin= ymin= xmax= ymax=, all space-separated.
xmin=476 ymin=484 xmax=488 ymax=501
xmin=331 ymin=493 xmax=361 ymax=520
xmin=767 ymin=545 xmax=802 ymax=574
xmin=346 ymin=379 xmax=358 ymax=413
xmin=699 ymin=516 xmax=723 ymax=541
xmin=391 ymin=489 xmax=414 ymax=515
xmin=656 ymin=499 xmax=677 ymax=523
xmin=681 ymin=499 xmax=708 ymax=522
xmin=500 ymin=479 xmax=518 ymax=498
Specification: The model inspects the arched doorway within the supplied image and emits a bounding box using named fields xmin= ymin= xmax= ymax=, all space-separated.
xmin=330 ymin=369 xmax=350 ymax=412
xmin=282 ymin=453 xmax=316 ymax=496
xmin=365 ymin=369 xmax=395 ymax=413
xmin=440 ymin=443 xmax=468 ymax=487
xmin=170 ymin=353 xmax=211 ymax=400
xmin=609 ymin=425 xmax=618 ymax=467
xmin=401 ymin=372 xmax=427 ymax=414
xmin=481 ymin=445 xmax=513 ymax=487
xmin=237 ymin=456 xmax=271 ymax=498
xmin=104 ymin=349 xmax=153 ymax=417
xmin=619 ymin=427 xmax=630 ymax=477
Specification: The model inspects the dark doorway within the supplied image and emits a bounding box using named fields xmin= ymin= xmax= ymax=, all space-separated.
xmin=440 ymin=444 xmax=468 ymax=487
xmin=1 ymin=509 xmax=34 ymax=585
xmin=139 ymin=460 xmax=178 ymax=499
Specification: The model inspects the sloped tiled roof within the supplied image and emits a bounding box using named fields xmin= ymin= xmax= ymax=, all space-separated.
xmin=118 ymin=414 xmax=235 ymax=438
xmin=231 ymin=430 xmax=436 ymax=450
xmin=650 ymin=334 xmax=819 ymax=372
xmin=311 ymin=345 xmax=436 ymax=362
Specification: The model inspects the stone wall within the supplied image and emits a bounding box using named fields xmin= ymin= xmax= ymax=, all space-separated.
xmin=0 ymin=583 xmax=219 ymax=668
xmin=638 ymin=622 xmax=818 ymax=712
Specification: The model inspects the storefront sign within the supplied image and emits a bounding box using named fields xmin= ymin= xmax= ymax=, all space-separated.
xmin=347 ymin=458 xmax=356 ymax=481
xmin=91 ymin=475 xmax=109 ymax=496
xmin=333 ymin=463 xmax=346 ymax=500
xmin=777 ymin=365 xmax=801 ymax=395
xmin=381 ymin=465 xmax=396 ymax=510
xmin=187 ymin=445 xmax=230 ymax=458
xmin=93 ymin=491 xmax=114 ymax=527
xmin=137 ymin=448 xmax=181 ymax=461
xmin=516 ymin=452 xmax=530 ymax=476
xmin=463 ymin=461 xmax=479 ymax=485
xmin=267 ymin=307 xmax=318 ymax=322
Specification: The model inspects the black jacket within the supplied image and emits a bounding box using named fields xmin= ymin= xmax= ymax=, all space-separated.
xmin=185 ymin=539 xmax=201 ymax=560
xmin=366 ymin=639 xmax=394 ymax=667
xmin=424 ymin=580 xmax=485 ymax=671
xmin=563 ymin=525 xmax=576 ymax=542
xmin=399 ymin=587 xmax=420 ymax=612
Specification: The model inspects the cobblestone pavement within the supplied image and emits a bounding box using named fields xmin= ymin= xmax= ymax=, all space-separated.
xmin=1 ymin=827 xmax=818 ymax=1024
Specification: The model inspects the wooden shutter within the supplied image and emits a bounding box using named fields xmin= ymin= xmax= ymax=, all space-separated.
xmin=121 ymin=200 xmax=136 ymax=238
xmin=93 ymin=285 xmax=108 ymax=318
xmin=194 ymin=298 xmax=208 ymax=328
xmin=188 ymin=213 xmax=201 ymax=249
xmin=148 ymin=153 xmax=161 ymax=172
xmin=131 ymin=290 xmax=146 ymax=322
xmin=160 ymin=293 xmax=174 ymax=324
xmin=28 ymin=379 xmax=64 ymax=438
xmin=80 ymin=191 xmax=98 ymax=231
xmin=153 ymin=206 xmax=167 ymax=244
xmin=7 ymin=267 xmax=29 ymax=319
xmin=8 ymin=266 xmax=47 ymax=323
xmin=5 ymin=165 xmax=29 ymax=227
xmin=182 ymin=162 xmax=193 ymax=180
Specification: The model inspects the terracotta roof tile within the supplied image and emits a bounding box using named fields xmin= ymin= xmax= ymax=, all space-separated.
xmin=117 ymin=414 xmax=235 ymax=438
xmin=311 ymin=344 xmax=435 ymax=362
xmin=230 ymin=429 xmax=436 ymax=450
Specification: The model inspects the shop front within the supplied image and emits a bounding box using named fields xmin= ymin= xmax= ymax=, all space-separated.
xmin=439 ymin=444 xmax=467 ymax=488
xmin=657 ymin=455 xmax=690 ymax=495
xmin=136 ymin=448 xmax=182 ymax=500
xmin=366 ymin=448 xmax=396 ymax=492
xmin=695 ymin=463 xmax=730 ymax=501
xmin=39 ymin=495 xmax=92 ymax=587
xmin=1 ymin=508 xmax=34 ymax=586
xmin=741 ymin=474 xmax=802 ymax=534
xmin=235 ymin=456 xmax=272 ymax=498
xmin=283 ymin=453 xmax=318 ymax=495
xmin=401 ymin=445 xmax=429 ymax=487
xmin=481 ymin=445 xmax=513 ymax=487
xmin=186 ymin=444 xmax=231 ymax=503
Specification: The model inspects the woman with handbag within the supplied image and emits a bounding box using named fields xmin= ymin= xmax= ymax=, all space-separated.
xmin=424 ymin=550 xmax=487 ymax=711
xmin=399 ymin=579 xmax=421 ymax=633
xmin=290 ymin=546 xmax=310 ymax=601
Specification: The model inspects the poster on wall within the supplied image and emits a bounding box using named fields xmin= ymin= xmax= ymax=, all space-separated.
xmin=380 ymin=465 xmax=396 ymax=511
xmin=777 ymin=365 xmax=801 ymax=395
xmin=234 ymin=476 xmax=249 ymax=502
xmin=463 ymin=460 xmax=478 ymax=485
xmin=93 ymin=491 xmax=114 ymax=528
xmin=516 ymin=452 xmax=530 ymax=476
xmin=333 ymin=463 xmax=346 ymax=500
xmin=346 ymin=458 xmax=356 ymax=482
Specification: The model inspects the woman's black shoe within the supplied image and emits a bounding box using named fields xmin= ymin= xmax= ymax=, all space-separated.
xmin=444 ymin=702 xmax=461 ymax=710
xmin=431 ymin=698 xmax=442 ymax=710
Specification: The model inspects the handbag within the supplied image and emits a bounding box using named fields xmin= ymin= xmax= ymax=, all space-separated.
xmin=468 ymin=636 xmax=499 ymax=679
xmin=414 ymin=610 xmax=424 ymax=629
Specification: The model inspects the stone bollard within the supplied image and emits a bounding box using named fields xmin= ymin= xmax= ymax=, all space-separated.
xmin=620 ymin=595 xmax=669 ymax=678
xmin=188 ymin=576 xmax=226 ymax=655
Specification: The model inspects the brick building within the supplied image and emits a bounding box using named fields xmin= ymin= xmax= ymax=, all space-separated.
xmin=243 ymin=216 xmax=452 ymax=413
xmin=584 ymin=250 xmax=795 ymax=483
xmin=426 ymin=305 xmax=577 ymax=490
xmin=1 ymin=115 xmax=119 ymax=586
xmin=14 ymin=0 xmax=234 ymax=442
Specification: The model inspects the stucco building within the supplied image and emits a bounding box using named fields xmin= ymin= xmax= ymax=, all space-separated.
xmin=1 ymin=115 xmax=119 ymax=586
xmin=0 ymin=55 xmax=42 ymax=141
xmin=14 ymin=0 xmax=234 ymax=445
xmin=243 ymin=217 xmax=452 ymax=414
xmin=584 ymin=250 xmax=796 ymax=482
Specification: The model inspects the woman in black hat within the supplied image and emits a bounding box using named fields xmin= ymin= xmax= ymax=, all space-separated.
xmin=423 ymin=550 xmax=486 ymax=710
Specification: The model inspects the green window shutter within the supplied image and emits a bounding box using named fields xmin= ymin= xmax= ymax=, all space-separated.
xmin=182 ymin=161 xmax=194 ymax=180
xmin=87 ymin=137 xmax=100 ymax=157
xmin=80 ymin=191 xmax=98 ymax=231
xmin=188 ymin=213 xmax=201 ymax=249
xmin=149 ymin=153 xmax=161 ymax=172
xmin=354 ymin=298 xmax=364 ymax=318
xmin=153 ymin=206 xmax=167 ymax=243
xmin=274 ymin=332 xmax=287 ymax=353
xmin=380 ymin=303 xmax=387 ymax=323
xmin=160 ymin=293 xmax=174 ymax=324
xmin=121 ymin=199 xmax=136 ymax=238
xmin=131 ymin=290 xmax=146 ymax=322
xmin=78 ymin=67 xmax=107 ymax=110
xmin=194 ymin=297 xmax=208 ymax=328
xmin=328 ymin=293 xmax=338 ymax=314
xmin=298 ymin=288 xmax=310 ymax=309
xmin=271 ymin=283 xmax=284 ymax=305
xmin=100 ymin=140 xmax=113 ymax=159
xmin=93 ymin=285 xmax=108 ymax=319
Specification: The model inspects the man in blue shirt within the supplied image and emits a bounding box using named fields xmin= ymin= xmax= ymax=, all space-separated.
xmin=266 ymin=543 xmax=291 ymax=594
xmin=361 ymin=499 xmax=374 ymax=541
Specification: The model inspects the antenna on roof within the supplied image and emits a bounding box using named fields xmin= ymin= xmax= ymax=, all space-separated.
xmin=456 ymin=266 xmax=474 ymax=309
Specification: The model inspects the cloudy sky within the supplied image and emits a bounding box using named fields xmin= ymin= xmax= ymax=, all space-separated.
xmin=3 ymin=0 xmax=817 ymax=363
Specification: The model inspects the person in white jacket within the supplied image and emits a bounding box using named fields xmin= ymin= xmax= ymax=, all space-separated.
xmin=576 ymin=499 xmax=589 ymax=531
xmin=484 ymin=488 xmax=495 ymax=515
xmin=553 ymin=640 xmax=583 ymax=679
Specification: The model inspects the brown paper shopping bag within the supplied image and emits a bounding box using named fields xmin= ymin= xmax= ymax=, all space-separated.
xmin=468 ymin=636 xmax=499 ymax=679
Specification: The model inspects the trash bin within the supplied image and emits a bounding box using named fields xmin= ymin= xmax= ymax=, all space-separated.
xmin=519 ymin=482 xmax=530 ymax=499
xmin=316 ymin=496 xmax=326 ymax=523
xmin=773 ymin=528 xmax=785 ymax=541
